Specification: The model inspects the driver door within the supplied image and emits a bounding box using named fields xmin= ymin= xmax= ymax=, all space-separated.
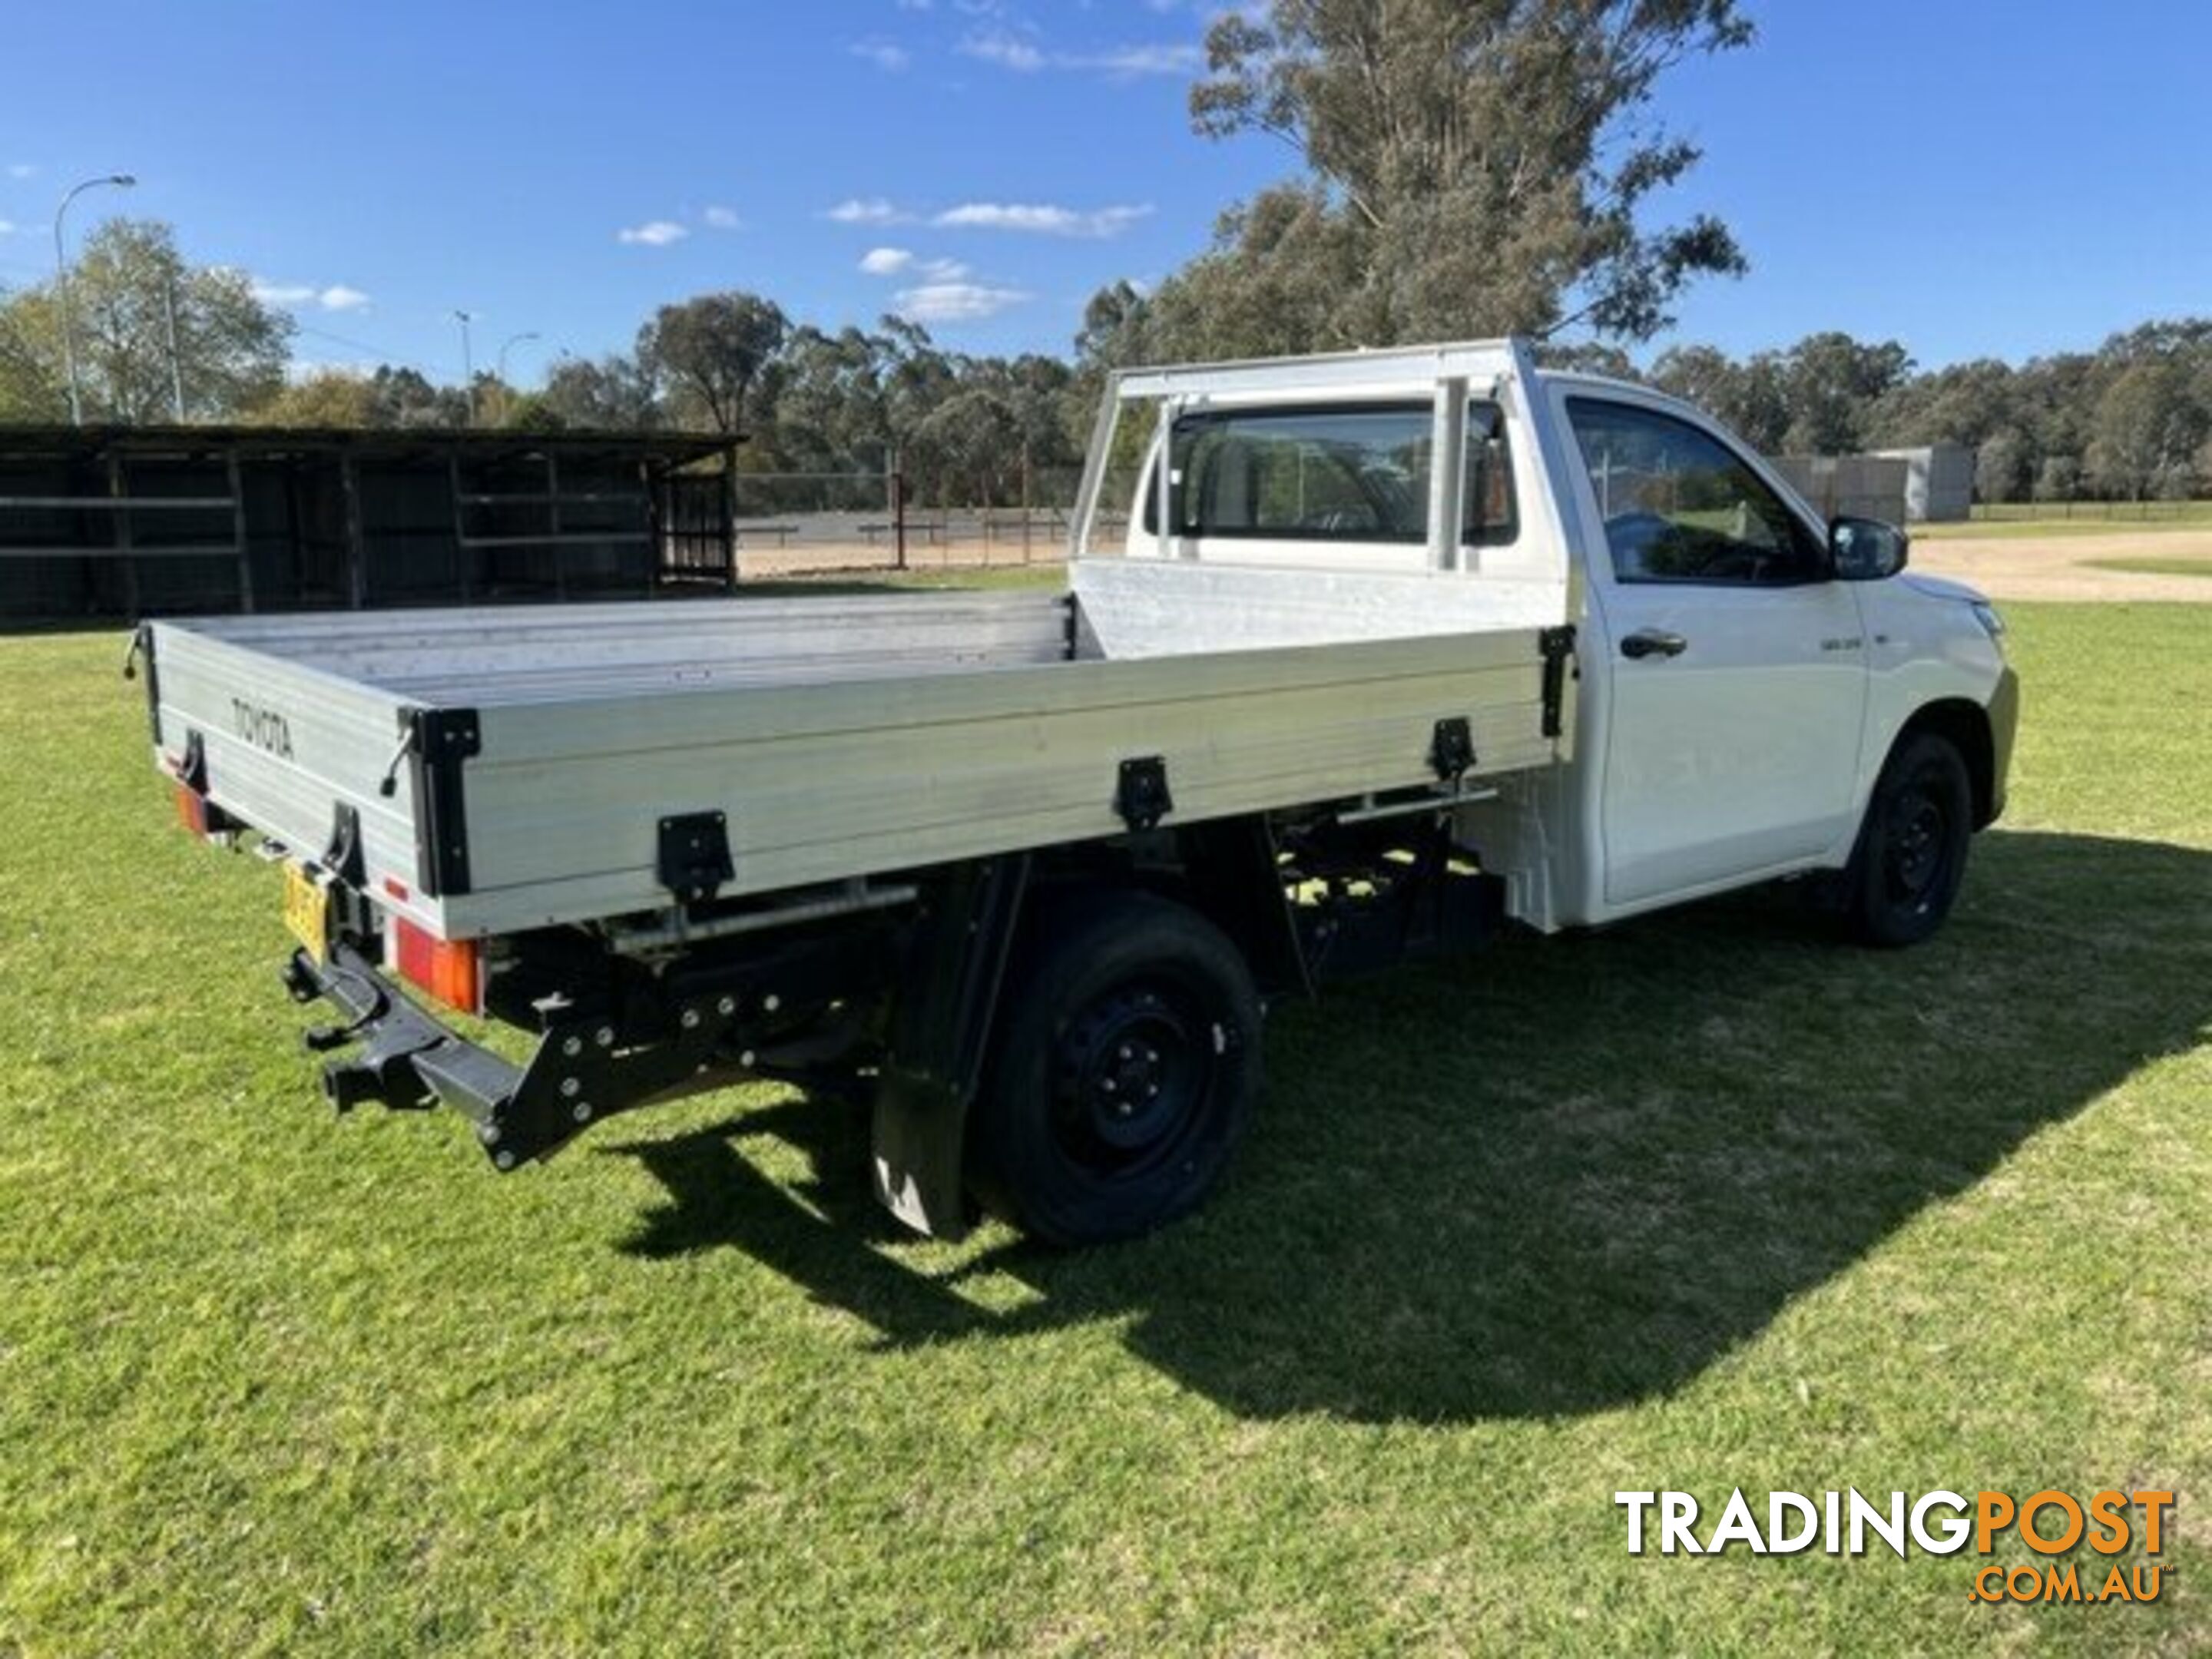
xmin=1565 ymin=396 xmax=1870 ymax=909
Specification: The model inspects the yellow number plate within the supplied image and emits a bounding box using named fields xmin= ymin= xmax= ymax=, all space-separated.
xmin=283 ymin=863 xmax=330 ymax=963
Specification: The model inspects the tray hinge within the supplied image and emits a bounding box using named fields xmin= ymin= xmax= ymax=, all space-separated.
xmin=1115 ymin=757 xmax=1174 ymax=832
xmin=658 ymin=810 xmax=734 ymax=904
xmin=1538 ymin=626 xmax=1577 ymax=740
xmin=1429 ymin=716 xmax=1475 ymax=782
xmin=322 ymin=801 xmax=368 ymax=887
xmin=173 ymin=728 xmax=242 ymax=836
xmin=408 ymin=707 xmax=482 ymax=899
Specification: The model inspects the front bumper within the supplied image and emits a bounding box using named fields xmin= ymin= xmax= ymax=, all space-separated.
xmin=283 ymin=943 xmax=751 ymax=1169
xmin=1984 ymin=666 xmax=2021 ymax=826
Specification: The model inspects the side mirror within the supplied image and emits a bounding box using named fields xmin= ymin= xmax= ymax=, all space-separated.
xmin=1830 ymin=515 xmax=1909 ymax=581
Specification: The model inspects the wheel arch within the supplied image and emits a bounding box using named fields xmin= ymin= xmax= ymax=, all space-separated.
xmin=1890 ymin=697 xmax=1999 ymax=830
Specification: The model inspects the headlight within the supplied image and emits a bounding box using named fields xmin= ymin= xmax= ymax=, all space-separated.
xmin=1971 ymin=601 xmax=2006 ymax=644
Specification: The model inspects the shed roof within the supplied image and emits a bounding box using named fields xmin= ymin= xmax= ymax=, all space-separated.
xmin=0 ymin=423 xmax=737 ymax=469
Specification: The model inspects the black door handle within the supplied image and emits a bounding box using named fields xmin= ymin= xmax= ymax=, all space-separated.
xmin=1621 ymin=628 xmax=1688 ymax=661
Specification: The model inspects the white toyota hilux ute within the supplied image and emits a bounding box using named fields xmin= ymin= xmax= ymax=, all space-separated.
xmin=140 ymin=338 xmax=2018 ymax=1247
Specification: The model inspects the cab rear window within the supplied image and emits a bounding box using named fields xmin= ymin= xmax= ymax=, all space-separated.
xmin=1144 ymin=401 xmax=1516 ymax=548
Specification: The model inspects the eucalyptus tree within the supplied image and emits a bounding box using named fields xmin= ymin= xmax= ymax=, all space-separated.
xmin=1123 ymin=0 xmax=1757 ymax=358
xmin=0 ymin=218 xmax=290 ymax=421
xmin=636 ymin=291 xmax=788 ymax=435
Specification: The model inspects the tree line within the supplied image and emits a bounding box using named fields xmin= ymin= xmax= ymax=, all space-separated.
xmin=1637 ymin=324 xmax=2212 ymax=503
xmin=3 ymin=2 xmax=2208 ymax=505
xmin=0 ymin=222 xmax=1088 ymax=508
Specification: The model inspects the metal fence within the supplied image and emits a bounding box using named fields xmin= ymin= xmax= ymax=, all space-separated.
xmin=1969 ymin=499 xmax=2208 ymax=523
xmin=728 ymin=469 xmax=1082 ymax=578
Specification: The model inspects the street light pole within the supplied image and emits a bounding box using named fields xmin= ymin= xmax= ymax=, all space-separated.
xmin=54 ymin=173 xmax=137 ymax=425
xmin=495 ymin=330 xmax=541 ymax=422
xmin=453 ymin=310 xmax=475 ymax=425
xmin=163 ymin=273 xmax=187 ymax=422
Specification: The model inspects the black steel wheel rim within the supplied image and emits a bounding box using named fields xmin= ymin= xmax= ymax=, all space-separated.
xmin=1051 ymin=981 xmax=1216 ymax=1179
xmin=1883 ymin=777 xmax=1949 ymax=909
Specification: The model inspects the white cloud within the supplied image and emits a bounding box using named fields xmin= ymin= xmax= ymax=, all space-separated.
xmin=861 ymin=247 xmax=975 ymax=281
xmin=824 ymin=197 xmax=916 ymax=225
xmin=959 ymin=28 xmax=1045 ymax=71
xmin=893 ymin=0 xmax=933 ymax=9
xmin=5 ymin=163 xmax=34 ymax=180
xmin=251 ymin=278 xmax=373 ymax=312
xmin=617 ymin=219 xmax=690 ymax=247
xmin=1084 ymin=42 xmax=1204 ymax=75
xmin=850 ymin=38 xmax=911 ymax=71
xmin=840 ymin=198 xmax=1151 ymax=241
xmin=703 ymin=204 xmax=743 ymax=230
xmin=896 ymin=281 xmax=1031 ymax=323
xmin=958 ymin=28 xmax=1201 ymax=77
xmin=0 ymin=220 xmax=14 ymax=236
xmin=933 ymin=200 xmax=1152 ymax=238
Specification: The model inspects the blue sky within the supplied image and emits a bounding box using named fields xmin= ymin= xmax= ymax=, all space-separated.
xmin=2 ymin=1 xmax=2207 ymax=385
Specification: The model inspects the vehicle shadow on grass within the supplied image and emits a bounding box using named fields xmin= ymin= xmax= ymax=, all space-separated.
xmin=605 ymin=830 xmax=2210 ymax=1424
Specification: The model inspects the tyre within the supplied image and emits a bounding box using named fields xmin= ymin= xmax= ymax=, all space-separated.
xmin=968 ymin=891 xmax=1261 ymax=1247
xmin=1843 ymin=730 xmax=1974 ymax=947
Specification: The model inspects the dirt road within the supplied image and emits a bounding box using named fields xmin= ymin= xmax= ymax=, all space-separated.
xmin=1911 ymin=530 xmax=2212 ymax=601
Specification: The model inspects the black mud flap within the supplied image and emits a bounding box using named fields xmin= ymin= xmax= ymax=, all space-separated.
xmin=285 ymin=943 xmax=755 ymax=1171
xmin=869 ymin=856 xmax=1031 ymax=1240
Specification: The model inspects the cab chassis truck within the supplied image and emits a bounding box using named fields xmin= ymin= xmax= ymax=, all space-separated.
xmin=137 ymin=339 xmax=2018 ymax=1246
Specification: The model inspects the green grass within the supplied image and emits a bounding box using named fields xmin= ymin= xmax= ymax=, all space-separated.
xmin=3 ymin=601 xmax=2210 ymax=1655
xmin=2084 ymin=555 xmax=2212 ymax=578
xmin=1920 ymin=503 xmax=2212 ymax=541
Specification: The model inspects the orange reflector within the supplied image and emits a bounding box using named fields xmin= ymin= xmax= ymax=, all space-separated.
xmin=168 ymin=737 xmax=237 ymax=839
xmin=391 ymin=917 xmax=482 ymax=1015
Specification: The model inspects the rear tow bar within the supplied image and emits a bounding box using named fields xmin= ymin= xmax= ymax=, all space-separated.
xmin=282 ymin=943 xmax=753 ymax=1170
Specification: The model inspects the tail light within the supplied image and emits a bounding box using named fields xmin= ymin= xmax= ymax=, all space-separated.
xmin=174 ymin=780 xmax=214 ymax=836
xmin=390 ymin=916 xmax=482 ymax=1015
xmin=171 ymin=731 xmax=238 ymax=839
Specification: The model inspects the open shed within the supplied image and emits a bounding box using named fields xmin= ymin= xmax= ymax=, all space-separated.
xmin=0 ymin=425 xmax=740 ymax=620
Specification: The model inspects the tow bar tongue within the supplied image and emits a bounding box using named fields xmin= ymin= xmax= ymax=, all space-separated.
xmin=283 ymin=943 xmax=520 ymax=1121
xmin=281 ymin=942 xmax=758 ymax=1171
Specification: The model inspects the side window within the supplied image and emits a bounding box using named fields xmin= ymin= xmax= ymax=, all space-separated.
xmin=1565 ymin=398 xmax=1826 ymax=585
xmin=1463 ymin=402 xmax=1517 ymax=548
xmin=1143 ymin=401 xmax=1517 ymax=548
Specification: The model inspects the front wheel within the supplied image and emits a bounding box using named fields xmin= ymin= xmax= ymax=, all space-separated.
xmin=1843 ymin=731 xmax=1974 ymax=947
xmin=968 ymin=892 xmax=1260 ymax=1247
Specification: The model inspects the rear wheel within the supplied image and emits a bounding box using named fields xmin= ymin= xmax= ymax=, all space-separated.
xmin=968 ymin=891 xmax=1260 ymax=1247
xmin=1844 ymin=731 xmax=1974 ymax=947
